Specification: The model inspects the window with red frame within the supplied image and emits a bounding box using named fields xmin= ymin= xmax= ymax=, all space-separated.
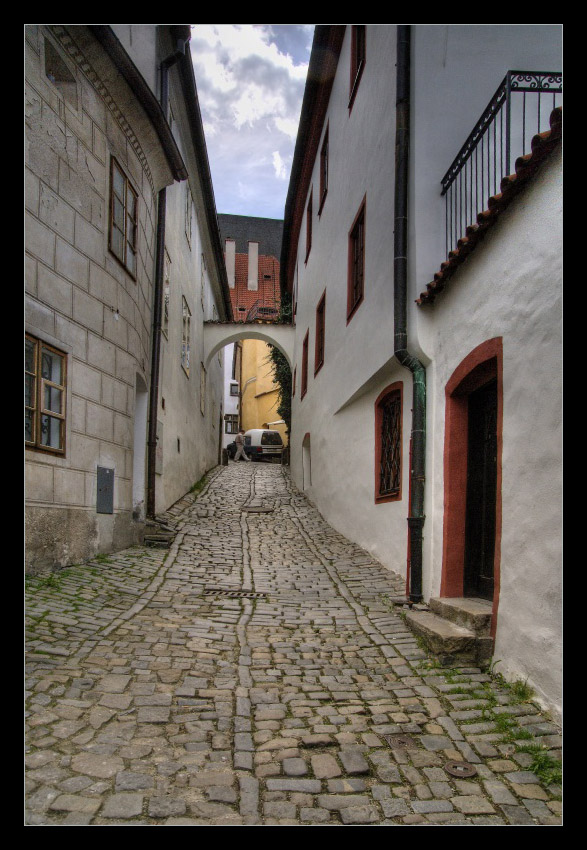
xmin=349 ymin=25 xmax=366 ymax=109
xmin=319 ymin=127 xmax=329 ymax=214
xmin=348 ymin=198 xmax=365 ymax=320
xmin=315 ymin=291 xmax=326 ymax=375
xmin=293 ymin=366 xmax=297 ymax=397
xmin=305 ymin=189 xmax=313 ymax=262
xmin=301 ymin=331 xmax=309 ymax=398
xmin=375 ymin=383 xmax=403 ymax=503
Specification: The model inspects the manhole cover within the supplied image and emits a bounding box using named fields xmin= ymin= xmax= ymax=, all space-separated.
xmin=444 ymin=760 xmax=477 ymax=778
xmin=383 ymin=734 xmax=418 ymax=749
xmin=203 ymin=588 xmax=267 ymax=599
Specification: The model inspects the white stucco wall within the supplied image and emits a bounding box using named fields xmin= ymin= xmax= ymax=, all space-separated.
xmin=425 ymin=150 xmax=562 ymax=718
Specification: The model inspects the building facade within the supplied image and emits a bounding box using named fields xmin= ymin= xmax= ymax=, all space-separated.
xmin=218 ymin=214 xmax=288 ymax=445
xmin=282 ymin=25 xmax=562 ymax=718
xmin=25 ymin=25 xmax=231 ymax=571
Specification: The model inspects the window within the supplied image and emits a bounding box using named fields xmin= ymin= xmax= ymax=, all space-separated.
xmin=200 ymin=363 xmax=206 ymax=415
xmin=301 ymin=330 xmax=309 ymax=399
xmin=375 ymin=383 xmax=403 ymax=503
xmin=225 ymin=414 xmax=239 ymax=434
xmin=348 ymin=198 xmax=366 ymax=321
xmin=181 ymin=296 xmax=191 ymax=376
xmin=315 ymin=290 xmax=326 ymax=375
xmin=319 ymin=126 xmax=329 ymax=214
xmin=162 ymin=249 xmax=171 ymax=338
xmin=25 ymin=334 xmax=67 ymax=455
xmin=185 ymin=183 xmax=193 ymax=248
xmin=305 ymin=189 xmax=313 ymax=262
xmin=349 ymin=25 xmax=366 ymax=109
xmin=293 ymin=366 xmax=297 ymax=397
xmin=109 ymin=157 xmax=138 ymax=278
xmin=230 ymin=383 xmax=239 ymax=396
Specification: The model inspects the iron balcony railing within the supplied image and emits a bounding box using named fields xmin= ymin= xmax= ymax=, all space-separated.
xmin=441 ymin=70 xmax=562 ymax=258
xmin=245 ymin=299 xmax=280 ymax=322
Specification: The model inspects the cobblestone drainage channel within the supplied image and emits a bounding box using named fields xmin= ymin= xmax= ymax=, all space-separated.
xmin=203 ymin=588 xmax=268 ymax=599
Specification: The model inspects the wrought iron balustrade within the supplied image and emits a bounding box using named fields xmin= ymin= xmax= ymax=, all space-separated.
xmin=441 ymin=70 xmax=562 ymax=258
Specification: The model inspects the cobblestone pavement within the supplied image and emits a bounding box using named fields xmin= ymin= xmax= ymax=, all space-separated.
xmin=25 ymin=463 xmax=562 ymax=826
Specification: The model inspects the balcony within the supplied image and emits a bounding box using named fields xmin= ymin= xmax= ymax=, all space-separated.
xmin=441 ymin=70 xmax=562 ymax=260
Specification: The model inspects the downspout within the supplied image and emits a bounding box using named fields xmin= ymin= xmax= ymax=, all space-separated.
xmin=394 ymin=25 xmax=426 ymax=603
xmin=146 ymin=27 xmax=191 ymax=519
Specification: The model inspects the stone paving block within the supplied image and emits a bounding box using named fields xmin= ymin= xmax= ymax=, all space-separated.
xmin=101 ymin=793 xmax=144 ymax=818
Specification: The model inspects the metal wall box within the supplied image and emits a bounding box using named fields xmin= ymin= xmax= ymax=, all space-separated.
xmin=97 ymin=466 xmax=114 ymax=514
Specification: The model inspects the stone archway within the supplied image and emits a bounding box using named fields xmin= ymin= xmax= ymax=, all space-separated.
xmin=203 ymin=321 xmax=295 ymax=370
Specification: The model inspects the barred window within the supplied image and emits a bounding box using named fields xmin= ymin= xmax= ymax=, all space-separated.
xmin=305 ymin=189 xmax=313 ymax=262
xmin=109 ymin=157 xmax=138 ymax=277
xmin=26 ymin=334 xmax=66 ymax=455
xmin=181 ymin=296 xmax=191 ymax=376
xmin=375 ymin=384 xmax=402 ymax=503
xmin=301 ymin=331 xmax=309 ymax=399
xmin=348 ymin=199 xmax=365 ymax=320
xmin=315 ymin=291 xmax=326 ymax=375
xmin=319 ymin=126 xmax=329 ymax=213
xmin=349 ymin=25 xmax=366 ymax=109
xmin=162 ymin=249 xmax=171 ymax=338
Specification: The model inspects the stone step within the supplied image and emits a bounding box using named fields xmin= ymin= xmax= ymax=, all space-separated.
xmin=405 ymin=608 xmax=494 ymax=667
xmin=429 ymin=596 xmax=492 ymax=636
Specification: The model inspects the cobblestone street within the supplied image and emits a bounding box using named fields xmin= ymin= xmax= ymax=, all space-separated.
xmin=25 ymin=463 xmax=562 ymax=826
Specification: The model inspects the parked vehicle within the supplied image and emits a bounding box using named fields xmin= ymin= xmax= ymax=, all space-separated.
xmin=227 ymin=429 xmax=284 ymax=461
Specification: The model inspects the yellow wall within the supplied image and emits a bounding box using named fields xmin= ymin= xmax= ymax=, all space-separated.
xmin=240 ymin=339 xmax=289 ymax=445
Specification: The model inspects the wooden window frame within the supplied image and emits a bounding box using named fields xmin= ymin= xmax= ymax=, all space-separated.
xmin=26 ymin=334 xmax=67 ymax=456
xmin=225 ymin=414 xmax=239 ymax=434
xmin=349 ymin=25 xmax=366 ymax=111
xmin=314 ymin=290 xmax=326 ymax=376
xmin=374 ymin=382 xmax=403 ymax=504
xmin=181 ymin=296 xmax=191 ymax=377
xmin=293 ymin=366 xmax=297 ymax=397
xmin=318 ymin=125 xmax=329 ymax=215
xmin=305 ymin=189 xmax=313 ymax=263
xmin=108 ymin=156 xmax=138 ymax=279
xmin=347 ymin=196 xmax=366 ymax=322
xmin=301 ymin=330 xmax=309 ymax=399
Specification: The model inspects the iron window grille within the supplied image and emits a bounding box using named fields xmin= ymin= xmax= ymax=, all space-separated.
xmin=315 ymin=291 xmax=326 ymax=375
xmin=348 ymin=199 xmax=366 ymax=321
xmin=349 ymin=25 xmax=366 ymax=109
xmin=181 ymin=296 xmax=191 ymax=376
xmin=109 ymin=157 xmax=138 ymax=278
xmin=375 ymin=384 xmax=402 ymax=503
xmin=26 ymin=334 xmax=67 ymax=455
xmin=301 ymin=331 xmax=309 ymax=399
xmin=305 ymin=189 xmax=313 ymax=262
xmin=319 ymin=126 xmax=329 ymax=213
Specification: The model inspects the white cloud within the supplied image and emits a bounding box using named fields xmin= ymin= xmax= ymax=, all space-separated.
xmin=272 ymin=151 xmax=287 ymax=180
xmin=189 ymin=24 xmax=312 ymax=217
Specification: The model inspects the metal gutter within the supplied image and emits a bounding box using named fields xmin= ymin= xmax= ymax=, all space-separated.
xmin=394 ymin=25 xmax=426 ymax=603
xmin=88 ymin=25 xmax=188 ymax=182
xmin=146 ymin=26 xmax=190 ymax=519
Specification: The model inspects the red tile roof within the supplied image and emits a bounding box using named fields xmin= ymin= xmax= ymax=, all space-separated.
xmin=417 ymin=106 xmax=562 ymax=306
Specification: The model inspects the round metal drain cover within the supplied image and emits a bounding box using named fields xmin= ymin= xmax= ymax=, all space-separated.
xmin=444 ymin=760 xmax=477 ymax=778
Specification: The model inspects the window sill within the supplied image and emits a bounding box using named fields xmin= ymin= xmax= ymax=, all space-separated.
xmin=346 ymin=295 xmax=364 ymax=325
xmin=375 ymin=490 xmax=402 ymax=505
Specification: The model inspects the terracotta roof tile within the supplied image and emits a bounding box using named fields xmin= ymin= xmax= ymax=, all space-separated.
xmin=417 ymin=106 xmax=561 ymax=306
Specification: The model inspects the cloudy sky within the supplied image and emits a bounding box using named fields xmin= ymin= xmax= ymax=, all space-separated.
xmin=190 ymin=24 xmax=314 ymax=221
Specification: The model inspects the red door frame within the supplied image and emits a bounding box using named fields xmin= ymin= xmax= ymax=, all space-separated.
xmin=441 ymin=337 xmax=503 ymax=638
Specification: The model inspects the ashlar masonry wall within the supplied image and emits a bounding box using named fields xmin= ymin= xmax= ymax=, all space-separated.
xmin=25 ymin=25 xmax=170 ymax=571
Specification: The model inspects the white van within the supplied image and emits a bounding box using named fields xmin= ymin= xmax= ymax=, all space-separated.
xmin=243 ymin=428 xmax=284 ymax=461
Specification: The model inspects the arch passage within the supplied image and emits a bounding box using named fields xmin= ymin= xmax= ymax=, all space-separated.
xmin=203 ymin=321 xmax=295 ymax=369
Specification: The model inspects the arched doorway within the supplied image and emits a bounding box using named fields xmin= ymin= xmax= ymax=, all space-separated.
xmin=441 ymin=338 xmax=503 ymax=633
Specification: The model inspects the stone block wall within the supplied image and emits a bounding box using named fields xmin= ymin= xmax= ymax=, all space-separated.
xmin=25 ymin=26 xmax=158 ymax=571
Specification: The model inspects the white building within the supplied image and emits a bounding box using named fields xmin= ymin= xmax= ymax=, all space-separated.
xmin=282 ymin=25 xmax=562 ymax=718
xmin=25 ymin=25 xmax=231 ymax=570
